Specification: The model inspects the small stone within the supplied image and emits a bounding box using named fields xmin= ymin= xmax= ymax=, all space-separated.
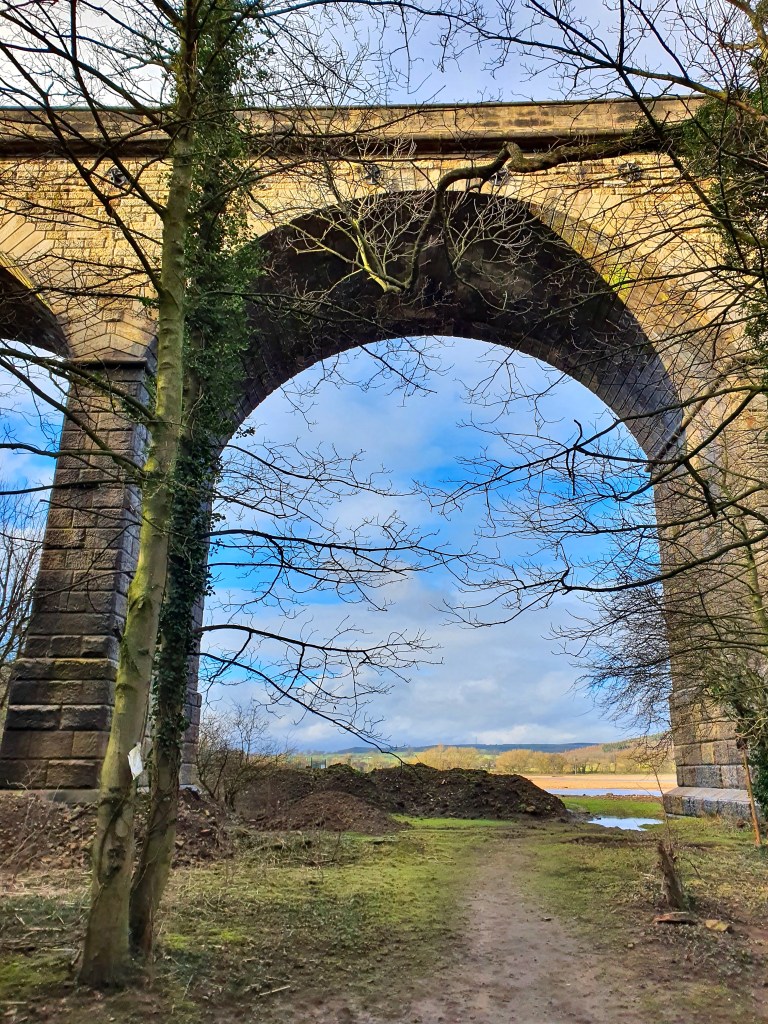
xmin=704 ymin=919 xmax=733 ymax=933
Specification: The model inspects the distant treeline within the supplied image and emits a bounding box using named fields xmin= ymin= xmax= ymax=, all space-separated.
xmin=330 ymin=742 xmax=599 ymax=755
xmin=300 ymin=736 xmax=675 ymax=775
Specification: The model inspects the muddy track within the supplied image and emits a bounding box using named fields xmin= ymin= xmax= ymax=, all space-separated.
xmin=293 ymin=836 xmax=649 ymax=1024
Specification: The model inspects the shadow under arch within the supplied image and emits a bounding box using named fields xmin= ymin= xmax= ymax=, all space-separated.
xmin=0 ymin=261 xmax=67 ymax=354
xmin=239 ymin=191 xmax=684 ymax=462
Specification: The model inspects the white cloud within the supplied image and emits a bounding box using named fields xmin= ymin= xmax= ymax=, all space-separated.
xmin=0 ymin=334 xmax=655 ymax=754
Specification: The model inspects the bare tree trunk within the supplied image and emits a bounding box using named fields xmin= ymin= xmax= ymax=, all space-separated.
xmin=658 ymin=839 xmax=686 ymax=910
xmin=78 ymin=111 xmax=194 ymax=987
xmin=129 ymin=3 xmax=250 ymax=946
xmin=129 ymin=445 xmax=211 ymax=954
xmin=128 ymin=717 xmax=183 ymax=956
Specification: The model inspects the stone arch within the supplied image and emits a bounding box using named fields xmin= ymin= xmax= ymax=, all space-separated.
xmin=239 ymin=192 xmax=686 ymax=460
xmin=0 ymin=189 xmax=754 ymax=815
xmin=229 ymin=190 xmax=750 ymax=814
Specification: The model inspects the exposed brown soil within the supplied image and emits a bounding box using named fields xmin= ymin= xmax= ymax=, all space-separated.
xmin=239 ymin=762 xmax=567 ymax=822
xmin=0 ymin=765 xmax=564 ymax=875
xmin=0 ymin=788 xmax=231 ymax=875
xmin=264 ymin=790 xmax=405 ymax=834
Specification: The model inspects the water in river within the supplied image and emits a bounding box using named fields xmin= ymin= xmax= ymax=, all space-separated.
xmin=549 ymin=787 xmax=662 ymax=797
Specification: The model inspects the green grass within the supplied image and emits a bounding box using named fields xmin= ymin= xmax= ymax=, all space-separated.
xmin=561 ymin=794 xmax=664 ymax=817
xmin=519 ymin=807 xmax=767 ymax=937
xmin=1 ymin=813 xmax=766 ymax=1024
xmin=0 ymin=827 xmax=489 ymax=1023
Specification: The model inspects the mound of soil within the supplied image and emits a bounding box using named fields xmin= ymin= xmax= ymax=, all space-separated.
xmin=0 ymin=788 xmax=232 ymax=875
xmin=370 ymin=764 xmax=566 ymax=819
xmin=238 ymin=762 xmax=566 ymax=823
xmin=263 ymin=790 xmax=405 ymax=834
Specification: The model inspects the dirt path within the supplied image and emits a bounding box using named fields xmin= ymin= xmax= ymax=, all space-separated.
xmin=295 ymin=837 xmax=648 ymax=1024
xmin=389 ymin=846 xmax=643 ymax=1024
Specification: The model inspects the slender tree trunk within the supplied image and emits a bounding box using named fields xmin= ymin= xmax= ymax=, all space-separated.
xmin=128 ymin=3 xmax=252 ymax=945
xmin=129 ymin=435 xmax=213 ymax=953
xmin=78 ymin=113 xmax=195 ymax=987
xmin=127 ymin=705 xmax=184 ymax=955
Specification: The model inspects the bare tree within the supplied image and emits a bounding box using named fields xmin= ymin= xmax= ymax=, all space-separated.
xmin=0 ymin=489 xmax=42 ymax=720
xmin=196 ymin=699 xmax=291 ymax=809
xmin=5 ymin=0 xmax=768 ymax=987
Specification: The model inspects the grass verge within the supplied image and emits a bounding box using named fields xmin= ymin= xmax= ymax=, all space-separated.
xmin=0 ymin=826 xmax=488 ymax=1023
xmin=1 ymin=802 xmax=765 ymax=1024
xmin=560 ymin=794 xmax=663 ymax=817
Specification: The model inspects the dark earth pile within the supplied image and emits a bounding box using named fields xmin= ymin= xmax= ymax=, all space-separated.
xmin=0 ymin=788 xmax=231 ymax=875
xmin=239 ymin=763 xmax=566 ymax=822
xmin=0 ymin=765 xmax=565 ymax=874
xmin=264 ymin=790 xmax=405 ymax=834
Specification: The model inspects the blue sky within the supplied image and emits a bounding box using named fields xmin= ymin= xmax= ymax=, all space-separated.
xmin=0 ymin=336 xmax=657 ymax=753
xmin=205 ymin=336 xmax=654 ymax=751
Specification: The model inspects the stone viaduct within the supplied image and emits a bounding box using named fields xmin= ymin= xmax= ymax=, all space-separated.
xmin=0 ymin=98 xmax=763 ymax=817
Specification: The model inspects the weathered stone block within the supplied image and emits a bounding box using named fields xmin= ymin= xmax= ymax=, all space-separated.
xmin=8 ymin=679 xmax=115 ymax=706
xmin=663 ymin=791 xmax=684 ymax=815
xmin=721 ymin=764 xmax=746 ymax=788
xmin=71 ymin=731 xmax=110 ymax=758
xmin=693 ymin=765 xmax=723 ymax=787
xmin=4 ymin=706 xmax=61 ymax=731
xmin=700 ymin=742 xmax=715 ymax=765
xmin=29 ymin=611 xmax=120 ymax=638
xmin=673 ymin=723 xmax=706 ymax=746
xmin=0 ymin=730 xmax=74 ymax=759
xmin=675 ymin=742 xmax=703 ymax=767
xmin=49 ymin=635 xmax=90 ymax=658
xmin=21 ymin=636 xmax=51 ymax=659
xmin=46 ymin=760 xmax=100 ymax=789
xmin=60 ymin=705 xmax=111 ymax=731
xmin=12 ymin=657 xmax=118 ymax=682
xmin=0 ymin=759 xmax=48 ymax=787
xmin=80 ymin=635 xmax=120 ymax=660
xmin=712 ymin=740 xmax=740 ymax=764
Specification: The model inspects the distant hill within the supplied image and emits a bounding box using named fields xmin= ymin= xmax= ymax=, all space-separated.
xmin=319 ymin=742 xmax=601 ymax=755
